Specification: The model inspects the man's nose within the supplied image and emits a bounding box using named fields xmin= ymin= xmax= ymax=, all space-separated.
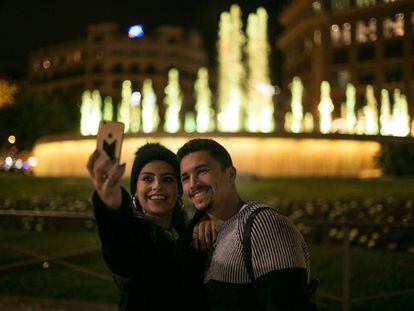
xmin=189 ymin=174 xmax=199 ymax=189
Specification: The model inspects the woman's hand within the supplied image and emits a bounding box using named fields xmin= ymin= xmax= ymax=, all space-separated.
xmin=192 ymin=218 xmax=223 ymax=251
xmin=86 ymin=150 xmax=126 ymax=209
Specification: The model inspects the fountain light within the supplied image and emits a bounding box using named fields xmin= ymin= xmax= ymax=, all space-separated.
xmin=194 ymin=67 xmax=213 ymax=133
xmin=118 ymin=80 xmax=132 ymax=133
xmin=318 ymin=81 xmax=334 ymax=134
xmin=363 ymin=85 xmax=379 ymax=135
xmin=141 ymin=79 xmax=159 ymax=133
xmin=163 ymin=69 xmax=182 ymax=133
xmin=345 ymin=83 xmax=357 ymax=134
xmin=289 ymin=76 xmax=304 ymax=133
xmin=103 ymin=96 xmax=113 ymax=121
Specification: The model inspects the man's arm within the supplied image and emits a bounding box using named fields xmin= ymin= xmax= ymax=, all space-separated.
xmin=249 ymin=209 xmax=310 ymax=310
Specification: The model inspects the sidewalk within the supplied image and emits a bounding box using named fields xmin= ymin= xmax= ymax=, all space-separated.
xmin=0 ymin=295 xmax=117 ymax=311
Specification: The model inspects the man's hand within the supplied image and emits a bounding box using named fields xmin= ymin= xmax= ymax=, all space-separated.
xmin=86 ymin=150 xmax=126 ymax=209
xmin=192 ymin=218 xmax=223 ymax=251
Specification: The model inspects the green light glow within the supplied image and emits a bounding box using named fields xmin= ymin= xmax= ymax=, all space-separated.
xmin=194 ymin=67 xmax=214 ymax=132
xmin=118 ymin=80 xmax=132 ymax=133
xmin=163 ymin=69 xmax=182 ymax=133
xmin=318 ymin=81 xmax=334 ymax=134
xmin=289 ymin=76 xmax=304 ymax=133
xmin=245 ymin=7 xmax=274 ymax=133
xmin=184 ymin=111 xmax=196 ymax=133
xmin=380 ymin=89 xmax=392 ymax=135
xmin=80 ymin=90 xmax=93 ymax=136
xmin=363 ymin=85 xmax=379 ymax=135
xmin=392 ymin=89 xmax=410 ymax=137
xmin=217 ymin=5 xmax=245 ymax=132
xmin=345 ymin=83 xmax=356 ymax=134
xmin=103 ymin=96 xmax=113 ymax=121
xmin=141 ymin=79 xmax=159 ymax=133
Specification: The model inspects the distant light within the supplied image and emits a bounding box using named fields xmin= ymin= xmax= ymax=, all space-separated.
xmin=28 ymin=156 xmax=38 ymax=167
xmin=8 ymin=135 xmax=16 ymax=144
xmin=43 ymin=60 xmax=51 ymax=69
xmin=23 ymin=161 xmax=30 ymax=170
xmin=128 ymin=25 xmax=144 ymax=39
xmin=255 ymin=83 xmax=275 ymax=96
xmin=5 ymin=157 xmax=13 ymax=167
xmin=131 ymin=92 xmax=141 ymax=106
xmin=15 ymin=159 xmax=23 ymax=170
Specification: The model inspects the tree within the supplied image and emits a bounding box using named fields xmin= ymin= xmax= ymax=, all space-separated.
xmin=0 ymin=87 xmax=79 ymax=151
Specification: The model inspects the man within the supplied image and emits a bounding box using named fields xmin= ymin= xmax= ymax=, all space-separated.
xmin=178 ymin=138 xmax=312 ymax=310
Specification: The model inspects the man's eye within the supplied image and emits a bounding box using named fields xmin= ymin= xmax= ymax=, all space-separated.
xmin=181 ymin=176 xmax=189 ymax=182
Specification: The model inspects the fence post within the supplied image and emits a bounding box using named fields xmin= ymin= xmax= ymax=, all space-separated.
xmin=343 ymin=225 xmax=350 ymax=311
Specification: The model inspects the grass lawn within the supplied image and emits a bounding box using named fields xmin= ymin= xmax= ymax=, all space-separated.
xmin=2 ymin=175 xmax=414 ymax=201
xmin=0 ymin=175 xmax=413 ymax=309
xmin=1 ymin=229 xmax=413 ymax=310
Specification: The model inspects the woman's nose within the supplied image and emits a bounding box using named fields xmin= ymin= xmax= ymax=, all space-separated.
xmin=152 ymin=178 xmax=162 ymax=190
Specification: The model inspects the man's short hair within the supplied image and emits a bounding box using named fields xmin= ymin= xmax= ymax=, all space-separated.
xmin=177 ymin=138 xmax=233 ymax=170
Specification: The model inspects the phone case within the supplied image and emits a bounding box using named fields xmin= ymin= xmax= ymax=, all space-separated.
xmin=96 ymin=121 xmax=125 ymax=161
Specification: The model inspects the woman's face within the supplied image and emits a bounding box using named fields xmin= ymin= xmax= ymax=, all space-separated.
xmin=136 ymin=160 xmax=178 ymax=217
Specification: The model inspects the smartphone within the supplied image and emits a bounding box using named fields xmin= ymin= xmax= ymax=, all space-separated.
xmin=96 ymin=121 xmax=125 ymax=161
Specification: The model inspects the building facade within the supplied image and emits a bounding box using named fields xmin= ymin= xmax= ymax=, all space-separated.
xmin=28 ymin=23 xmax=208 ymax=115
xmin=277 ymin=0 xmax=414 ymax=119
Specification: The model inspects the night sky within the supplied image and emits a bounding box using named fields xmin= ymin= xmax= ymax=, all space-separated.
xmin=0 ymin=0 xmax=288 ymax=80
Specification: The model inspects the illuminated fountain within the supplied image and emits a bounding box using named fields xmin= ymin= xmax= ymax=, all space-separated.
xmin=288 ymin=76 xmax=304 ymax=133
xmin=363 ymin=85 xmax=379 ymax=135
xmin=130 ymin=91 xmax=141 ymax=133
xmin=80 ymin=90 xmax=101 ymax=135
xmin=103 ymin=96 xmax=113 ymax=121
xmin=380 ymin=89 xmax=392 ymax=136
xmin=33 ymin=6 xmax=414 ymax=179
xmin=245 ymin=7 xmax=274 ymax=133
xmin=217 ymin=5 xmax=245 ymax=132
xmin=163 ymin=68 xmax=182 ymax=133
xmin=392 ymin=89 xmax=410 ymax=137
xmin=141 ymin=79 xmax=159 ymax=133
xmin=318 ymin=81 xmax=334 ymax=134
xmin=118 ymin=80 xmax=132 ymax=132
xmin=345 ymin=83 xmax=357 ymax=134
xmin=194 ymin=67 xmax=214 ymax=133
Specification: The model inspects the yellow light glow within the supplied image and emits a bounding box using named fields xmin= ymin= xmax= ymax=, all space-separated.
xmin=0 ymin=80 xmax=18 ymax=107
xmin=32 ymin=134 xmax=381 ymax=178
xmin=8 ymin=135 xmax=16 ymax=144
xmin=28 ymin=157 xmax=38 ymax=167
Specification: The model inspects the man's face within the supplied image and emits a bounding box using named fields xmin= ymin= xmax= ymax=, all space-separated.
xmin=180 ymin=151 xmax=234 ymax=213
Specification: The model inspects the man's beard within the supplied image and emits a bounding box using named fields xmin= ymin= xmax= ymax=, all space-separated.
xmin=197 ymin=200 xmax=214 ymax=213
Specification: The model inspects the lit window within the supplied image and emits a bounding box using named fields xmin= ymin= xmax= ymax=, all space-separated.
xmin=383 ymin=13 xmax=405 ymax=38
xmin=73 ymin=51 xmax=82 ymax=63
xmin=330 ymin=0 xmax=350 ymax=11
xmin=356 ymin=0 xmax=376 ymax=8
xmin=330 ymin=23 xmax=351 ymax=46
xmin=33 ymin=61 xmax=40 ymax=72
xmin=314 ymin=30 xmax=322 ymax=46
xmin=312 ymin=1 xmax=322 ymax=12
xmin=356 ymin=19 xmax=377 ymax=43
xmin=43 ymin=59 xmax=51 ymax=69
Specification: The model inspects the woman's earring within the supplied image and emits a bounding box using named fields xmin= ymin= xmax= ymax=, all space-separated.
xmin=132 ymin=196 xmax=146 ymax=215
xmin=178 ymin=198 xmax=185 ymax=210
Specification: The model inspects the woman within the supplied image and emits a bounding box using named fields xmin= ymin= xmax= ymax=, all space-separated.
xmin=87 ymin=143 xmax=206 ymax=311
